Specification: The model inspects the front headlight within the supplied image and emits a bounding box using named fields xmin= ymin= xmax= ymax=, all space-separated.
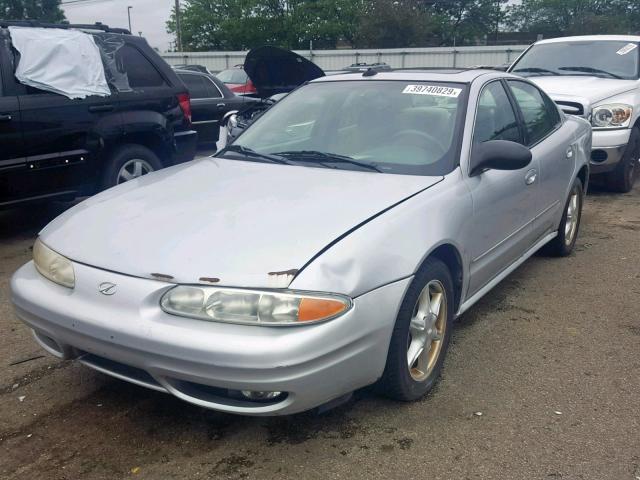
xmin=33 ymin=238 xmax=75 ymax=288
xmin=591 ymin=104 xmax=633 ymax=128
xmin=161 ymin=286 xmax=352 ymax=326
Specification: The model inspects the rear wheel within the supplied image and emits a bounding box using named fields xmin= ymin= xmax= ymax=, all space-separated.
xmin=102 ymin=144 xmax=163 ymax=190
xmin=606 ymin=126 xmax=640 ymax=193
xmin=542 ymin=177 xmax=583 ymax=257
xmin=377 ymin=258 xmax=454 ymax=401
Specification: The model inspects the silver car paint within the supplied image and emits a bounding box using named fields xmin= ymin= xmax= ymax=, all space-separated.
xmin=11 ymin=71 xmax=591 ymax=415
xmin=39 ymin=158 xmax=441 ymax=288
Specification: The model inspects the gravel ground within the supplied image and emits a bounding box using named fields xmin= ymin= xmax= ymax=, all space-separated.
xmin=0 ymin=183 xmax=638 ymax=480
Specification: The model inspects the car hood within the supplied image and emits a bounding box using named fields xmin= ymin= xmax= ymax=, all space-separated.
xmin=40 ymin=158 xmax=442 ymax=288
xmin=244 ymin=46 xmax=325 ymax=98
xmin=529 ymin=76 xmax=638 ymax=104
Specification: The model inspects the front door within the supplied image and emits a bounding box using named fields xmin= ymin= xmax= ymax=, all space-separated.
xmin=464 ymin=80 xmax=540 ymax=297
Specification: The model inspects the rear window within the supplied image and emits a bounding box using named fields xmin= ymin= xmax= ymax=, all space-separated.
xmin=117 ymin=45 xmax=167 ymax=88
xmin=217 ymin=69 xmax=247 ymax=84
xmin=179 ymin=73 xmax=208 ymax=99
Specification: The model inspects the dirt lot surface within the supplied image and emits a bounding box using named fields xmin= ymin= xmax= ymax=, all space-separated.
xmin=1 ymin=184 xmax=639 ymax=480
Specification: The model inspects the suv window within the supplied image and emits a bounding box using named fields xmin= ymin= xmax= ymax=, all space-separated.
xmin=180 ymin=73 xmax=208 ymax=99
xmin=473 ymin=81 xmax=521 ymax=144
xmin=508 ymin=80 xmax=559 ymax=146
xmin=118 ymin=45 xmax=166 ymax=88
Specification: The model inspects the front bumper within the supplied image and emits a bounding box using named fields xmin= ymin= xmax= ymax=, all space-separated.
xmin=11 ymin=261 xmax=409 ymax=416
xmin=590 ymin=128 xmax=632 ymax=174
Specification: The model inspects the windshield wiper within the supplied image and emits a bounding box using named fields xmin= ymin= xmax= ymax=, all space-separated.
xmin=274 ymin=150 xmax=382 ymax=173
xmin=217 ymin=145 xmax=291 ymax=165
xmin=512 ymin=67 xmax=559 ymax=76
xmin=558 ymin=66 xmax=623 ymax=79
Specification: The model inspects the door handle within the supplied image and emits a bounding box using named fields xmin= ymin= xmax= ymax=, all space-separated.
xmin=525 ymin=169 xmax=538 ymax=185
xmin=0 ymin=114 xmax=12 ymax=122
xmin=89 ymin=105 xmax=114 ymax=113
xmin=216 ymin=103 xmax=226 ymax=108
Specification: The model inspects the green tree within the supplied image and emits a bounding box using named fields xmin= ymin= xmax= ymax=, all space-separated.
xmin=0 ymin=0 xmax=66 ymax=22
xmin=507 ymin=0 xmax=638 ymax=36
xmin=356 ymin=0 xmax=439 ymax=48
xmin=432 ymin=0 xmax=508 ymax=46
xmin=167 ymin=0 xmax=366 ymax=51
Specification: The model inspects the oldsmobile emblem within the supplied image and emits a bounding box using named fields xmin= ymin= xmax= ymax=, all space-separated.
xmin=98 ymin=282 xmax=117 ymax=296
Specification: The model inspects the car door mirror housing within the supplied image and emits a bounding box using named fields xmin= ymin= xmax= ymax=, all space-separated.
xmin=470 ymin=140 xmax=532 ymax=176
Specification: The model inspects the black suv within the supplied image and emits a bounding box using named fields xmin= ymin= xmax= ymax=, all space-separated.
xmin=0 ymin=21 xmax=197 ymax=208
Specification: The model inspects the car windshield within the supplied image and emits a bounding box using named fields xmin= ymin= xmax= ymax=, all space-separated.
xmin=217 ymin=69 xmax=248 ymax=84
xmin=512 ymin=41 xmax=640 ymax=80
xmin=225 ymin=80 xmax=467 ymax=176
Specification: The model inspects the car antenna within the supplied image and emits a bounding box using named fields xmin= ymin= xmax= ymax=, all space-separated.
xmin=363 ymin=68 xmax=378 ymax=77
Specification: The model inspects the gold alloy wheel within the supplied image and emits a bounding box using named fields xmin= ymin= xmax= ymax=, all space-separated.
xmin=564 ymin=187 xmax=580 ymax=247
xmin=407 ymin=280 xmax=447 ymax=381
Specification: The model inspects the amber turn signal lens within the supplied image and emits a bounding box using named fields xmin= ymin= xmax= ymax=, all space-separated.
xmin=298 ymin=298 xmax=348 ymax=322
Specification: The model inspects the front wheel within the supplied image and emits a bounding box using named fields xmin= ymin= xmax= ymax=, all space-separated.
xmin=377 ymin=258 xmax=454 ymax=401
xmin=606 ymin=126 xmax=640 ymax=193
xmin=542 ymin=177 xmax=584 ymax=257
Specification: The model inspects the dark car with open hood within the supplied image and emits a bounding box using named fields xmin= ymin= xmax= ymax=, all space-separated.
xmin=0 ymin=21 xmax=197 ymax=209
xmin=218 ymin=46 xmax=325 ymax=148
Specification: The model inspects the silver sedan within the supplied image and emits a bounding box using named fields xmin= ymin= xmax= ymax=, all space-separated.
xmin=11 ymin=70 xmax=591 ymax=416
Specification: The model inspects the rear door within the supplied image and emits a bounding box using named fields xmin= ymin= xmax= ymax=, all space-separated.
xmin=0 ymin=31 xmax=26 ymax=205
xmin=17 ymin=85 xmax=122 ymax=199
xmin=179 ymin=72 xmax=223 ymax=144
xmin=506 ymin=80 xmax=572 ymax=238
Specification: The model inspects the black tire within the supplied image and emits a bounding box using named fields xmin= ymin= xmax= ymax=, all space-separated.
xmin=101 ymin=144 xmax=163 ymax=190
xmin=542 ymin=177 xmax=584 ymax=257
xmin=606 ymin=126 xmax=640 ymax=193
xmin=377 ymin=257 xmax=454 ymax=401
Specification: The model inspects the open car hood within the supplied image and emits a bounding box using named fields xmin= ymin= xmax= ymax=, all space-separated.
xmin=244 ymin=46 xmax=325 ymax=98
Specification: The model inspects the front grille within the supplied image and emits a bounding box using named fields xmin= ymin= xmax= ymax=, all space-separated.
xmin=555 ymin=101 xmax=585 ymax=116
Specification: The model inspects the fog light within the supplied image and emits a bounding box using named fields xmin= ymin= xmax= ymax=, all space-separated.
xmin=241 ymin=390 xmax=282 ymax=401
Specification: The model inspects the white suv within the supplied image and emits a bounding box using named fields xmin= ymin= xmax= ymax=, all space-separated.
xmin=509 ymin=35 xmax=640 ymax=192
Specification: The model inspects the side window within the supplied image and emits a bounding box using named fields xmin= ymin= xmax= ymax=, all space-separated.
xmin=508 ymin=80 xmax=560 ymax=146
xmin=203 ymin=77 xmax=222 ymax=99
xmin=473 ymin=81 xmax=521 ymax=145
xmin=117 ymin=45 xmax=166 ymax=89
xmin=180 ymin=74 xmax=208 ymax=99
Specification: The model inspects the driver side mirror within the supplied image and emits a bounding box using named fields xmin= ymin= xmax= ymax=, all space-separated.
xmin=469 ymin=140 xmax=532 ymax=176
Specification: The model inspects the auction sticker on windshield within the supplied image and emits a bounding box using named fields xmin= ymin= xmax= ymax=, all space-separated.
xmin=403 ymin=85 xmax=462 ymax=97
xmin=616 ymin=43 xmax=638 ymax=56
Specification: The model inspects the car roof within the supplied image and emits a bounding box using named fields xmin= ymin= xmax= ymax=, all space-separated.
xmin=536 ymin=35 xmax=640 ymax=45
xmin=312 ymin=69 xmax=512 ymax=84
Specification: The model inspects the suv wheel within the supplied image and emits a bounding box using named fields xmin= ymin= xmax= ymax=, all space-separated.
xmin=102 ymin=144 xmax=163 ymax=189
xmin=606 ymin=126 xmax=640 ymax=193
xmin=377 ymin=258 xmax=454 ymax=402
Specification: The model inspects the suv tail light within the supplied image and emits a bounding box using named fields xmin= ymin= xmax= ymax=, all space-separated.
xmin=177 ymin=92 xmax=192 ymax=125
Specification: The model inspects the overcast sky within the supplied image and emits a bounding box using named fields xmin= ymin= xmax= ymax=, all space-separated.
xmin=63 ymin=0 xmax=174 ymax=51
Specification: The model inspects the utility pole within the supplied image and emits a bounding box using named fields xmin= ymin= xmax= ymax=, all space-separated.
xmin=127 ymin=6 xmax=133 ymax=33
xmin=175 ymin=0 xmax=182 ymax=52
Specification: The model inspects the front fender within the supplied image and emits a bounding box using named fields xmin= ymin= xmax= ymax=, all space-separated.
xmin=289 ymin=170 xmax=473 ymax=299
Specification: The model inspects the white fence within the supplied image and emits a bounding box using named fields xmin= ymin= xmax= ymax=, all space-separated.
xmin=162 ymin=45 xmax=529 ymax=72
